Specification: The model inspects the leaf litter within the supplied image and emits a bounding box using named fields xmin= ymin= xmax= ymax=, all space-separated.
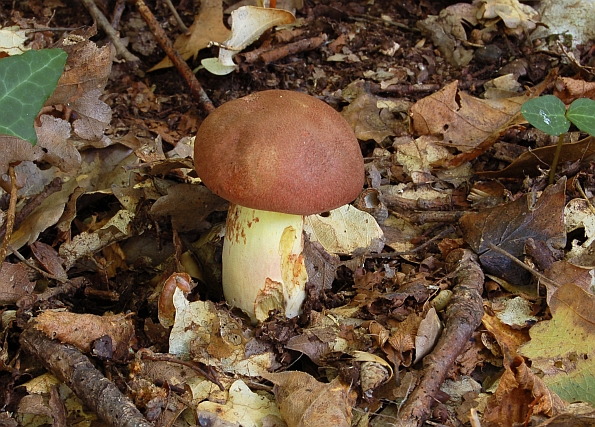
xmin=1 ymin=1 xmax=595 ymax=426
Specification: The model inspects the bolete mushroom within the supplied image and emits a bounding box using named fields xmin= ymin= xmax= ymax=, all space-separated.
xmin=194 ymin=90 xmax=364 ymax=323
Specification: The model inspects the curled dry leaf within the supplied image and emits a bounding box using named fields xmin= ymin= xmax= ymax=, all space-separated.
xmin=262 ymin=371 xmax=356 ymax=427
xmin=45 ymin=27 xmax=113 ymax=145
xmin=202 ymin=6 xmax=296 ymax=75
xmin=196 ymin=379 xmax=283 ymax=427
xmin=478 ymin=0 xmax=539 ymax=34
xmin=34 ymin=311 xmax=135 ymax=361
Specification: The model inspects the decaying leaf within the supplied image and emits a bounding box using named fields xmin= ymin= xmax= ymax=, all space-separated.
xmin=150 ymin=184 xmax=228 ymax=232
xmin=262 ymin=371 xmax=356 ymax=427
xmin=196 ymin=380 xmax=283 ymax=427
xmin=0 ymin=26 xmax=28 ymax=54
xmin=519 ymin=283 xmax=595 ymax=407
xmin=34 ymin=311 xmax=135 ymax=361
xmin=410 ymin=80 xmax=525 ymax=155
xmin=477 ymin=0 xmax=540 ymax=34
xmin=169 ymin=287 xmax=279 ymax=376
xmin=460 ymin=177 xmax=566 ymax=285
xmin=36 ymin=115 xmax=81 ymax=174
xmin=416 ymin=3 xmax=476 ymax=67
xmin=304 ymin=204 xmax=384 ymax=255
xmin=414 ymin=307 xmax=442 ymax=364
xmin=202 ymin=6 xmax=295 ymax=75
xmin=340 ymin=90 xmax=396 ymax=143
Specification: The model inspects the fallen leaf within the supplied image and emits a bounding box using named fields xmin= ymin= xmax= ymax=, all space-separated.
xmin=482 ymin=357 xmax=565 ymax=427
xmin=169 ymin=288 xmax=279 ymax=376
xmin=197 ymin=380 xmax=283 ymax=427
xmin=202 ymin=6 xmax=295 ymax=75
xmin=34 ymin=311 xmax=135 ymax=361
xmin=150 ymin=0 xmax=230 ymax=71
xmin=36 ymin=115 xmax=81 ymax=174
xmin=0 ymin=263 xmax=35 ymax=305
xmin=460 ymin=177 xmax=566 ymax=285
xmin=477 ymin=136 xmax=595 ymax=178
xmin=477 ymin=0 xmax=539 ymax=34
xmin=340 ymin=91 xmax=396 ymax=143
xmin=416 ymin=3 xmax=476 ymax=67
xmin=150 ymin=184 xmax=228 ymax=232
xmin=262 ymin=371 xmax=356 ymax=427
xmin=410 ymin=81 xmax=525 ymax=155
xmin=482 ymin=310 xmax=530 ymax=365
xmin=303 ymin=205 xmax=384 ymax=255
xmin=519 ymin=283 xmax=595 ymax=406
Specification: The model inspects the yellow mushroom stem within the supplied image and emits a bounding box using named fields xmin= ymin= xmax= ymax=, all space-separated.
xmin=222 ymin=203 xmax=308 ymax=323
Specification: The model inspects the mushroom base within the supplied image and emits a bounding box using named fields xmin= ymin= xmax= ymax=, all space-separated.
xmin=222 ymin=204 xmax=308 ymax=323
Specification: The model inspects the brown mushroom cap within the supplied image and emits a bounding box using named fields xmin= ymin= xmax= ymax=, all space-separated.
xmin=194 ymin=90 xmax=364 ymax=215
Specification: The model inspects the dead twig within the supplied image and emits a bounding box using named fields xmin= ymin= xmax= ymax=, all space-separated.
xmin=136 ymin=0 xmax=215 ymax=113
xmin=242 ymin=34 xmax=328 ymax=64
xmin=397 ymin=249 xmax=484 ymax=426
xmin=0 ymin=166 xmax=19 ymax=272
xmin=79 ymin=0 xmax=140 ymax=64
xmin=20 ymin=327 xmax=153 ymax=427
xmin=162 ymin=0 xmax=189 ymax=33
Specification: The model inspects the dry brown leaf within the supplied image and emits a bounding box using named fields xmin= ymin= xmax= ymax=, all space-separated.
xmin=150 ymin=184 xmax=228 ymax=232
xmin=68 ymin=89 xmax=112 ymax=143
xmin=460 ymin=177 xmax=566 ymax=285
xmin=45 ymin=27 xmax=112 ymax=106
xmin=34 ymin=311 xmax=135 ymax=361
xmin=36 ymin=115 xmax=81 ymax=174
xmin=340 ymin=91 xmax=396 ymax=143
xmin=482 ymin=357 xmax=565 ymax=427
xmin=150 ymin=0 xmax=231 ymax=71
xmin=554 ymin=77 xmax=595 ymax=104
xmin=416 ymin=3 xmax=476 ymax=67
xmin=482 ymin=310 xmax=530 ymax=366
xmin=0 ymin=263 xmax=35 ymax=305
xmin=410 ymin=80 xmax=525 ymax=154
xmin=0 ymin=136 xmax=42 ymax=188
xmin=30 ymin=242 xmax=68 ymax=282
xmin=478 ymin=136 xmax=595 ymax=179
xmin=262 ymin=371 xmax=356 ymax=427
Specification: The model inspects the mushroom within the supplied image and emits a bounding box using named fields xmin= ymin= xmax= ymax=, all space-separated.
xmin=194 ymin=90 xmax=364 ymax=323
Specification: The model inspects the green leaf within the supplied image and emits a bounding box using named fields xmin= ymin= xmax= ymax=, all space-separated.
xmin=567 ymin=98 xmax=595 ymax=136
xmin=521 ymin=95 xmax=570 ymax=136
xmin=0 ymin=48 xmax=67 ymax=145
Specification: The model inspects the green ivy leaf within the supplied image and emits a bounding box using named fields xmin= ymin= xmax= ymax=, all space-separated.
xmin=0 ymin=48 xmax=67 ymax=145
xmin=567 ymin=98 xmax=595 ymax=137
xmin=521 ymin=95 xmax=570 ymax=136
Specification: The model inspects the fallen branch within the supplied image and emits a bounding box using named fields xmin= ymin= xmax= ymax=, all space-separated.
xmin=20 ymin=327 xmax=152 ymax=427
xmin=397 ymin=248 xmax=484 ymax=426
xmin=242 ymin=34 xmax=328 ymax=64
xmin=79 ymin=0 xmax=140 ymax=64
xmin=136 ymin=0 xmax=215 ymax=113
